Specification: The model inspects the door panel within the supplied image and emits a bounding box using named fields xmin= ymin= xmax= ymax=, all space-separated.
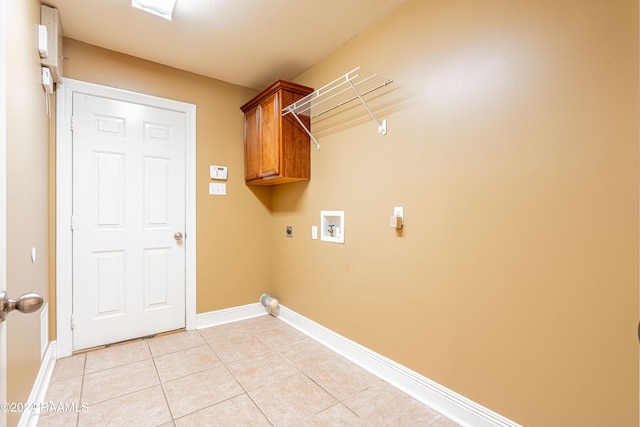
xmin=96 ymin=152 xmax=124 ymax=226
xmin=244 ymin=107 xmax=260 ymax=181
xmin=145 ymin=157 xmax=169 ymax=225
xmin=96 ymin=251 xmax=124 ymax=314
xmin=259 ymin=93 xmax=280 ymax=178
xmin=72 ymin=93 xmax=186 ymax=351
xmin=144 ymin=248 xmax=169 ymax=306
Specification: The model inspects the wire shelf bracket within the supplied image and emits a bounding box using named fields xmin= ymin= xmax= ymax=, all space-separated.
xmin=282 ymin=67 xmax=393 ymax=150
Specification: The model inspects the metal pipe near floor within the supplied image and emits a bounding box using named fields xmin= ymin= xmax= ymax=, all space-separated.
xmin=260 ymin=293 xmax=279 ymax=315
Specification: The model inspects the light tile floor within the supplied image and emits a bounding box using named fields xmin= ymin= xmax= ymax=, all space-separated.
xmin=37 ymin=315 xmax=461 ymax=426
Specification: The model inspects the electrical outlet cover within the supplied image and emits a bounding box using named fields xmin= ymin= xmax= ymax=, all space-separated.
xmin=393 ymin=206 xmax=404 ymax=224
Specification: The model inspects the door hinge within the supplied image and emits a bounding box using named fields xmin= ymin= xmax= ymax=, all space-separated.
xmin=70 ymin=215 xmax=75 ymax=230
xmin=70 ymin=314 xmax=75 ymax=330
xmin=70 ymin=116 xmax=75 ymax=132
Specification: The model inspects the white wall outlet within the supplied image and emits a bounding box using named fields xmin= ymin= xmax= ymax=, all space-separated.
xmin=390 ymin=215 xmax=403 ymax=228
xmin=393 ymin=206 xmax=404 ymax=225
xmin=311 ymin=226 xmax=318 ymax=239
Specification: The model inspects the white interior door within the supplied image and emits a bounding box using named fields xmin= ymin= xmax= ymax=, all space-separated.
xmin=72 ymin=93 xmax=186 ymax=350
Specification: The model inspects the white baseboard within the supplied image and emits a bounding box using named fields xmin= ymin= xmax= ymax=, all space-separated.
xmin=18 ymin=340 xmax=57 ymax=427
xmin=196 ymin=302 xmax=266 ymax=330
xmin=276 ymin=306 xmax=520 ymax=427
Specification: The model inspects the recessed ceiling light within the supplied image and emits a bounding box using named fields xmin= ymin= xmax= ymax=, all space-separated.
xmin=131 ymin=0 xmax=177 ymax=20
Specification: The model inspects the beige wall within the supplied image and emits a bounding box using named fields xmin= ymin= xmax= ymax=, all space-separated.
xmin=6 ymin=0 xmax=51 ymax=425
xmin=59 ymin=39 xmax=270 ymax=316
xmin=271 ymin=0 xmax=639 ymax=426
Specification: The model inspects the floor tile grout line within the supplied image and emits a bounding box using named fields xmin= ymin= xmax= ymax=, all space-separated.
xmin=82 ymin=356 xmax=154 ymax=377
xmin=76 ymin=353 xmax=87 ymax=427
xmin=147 ymin=330 xmax=208 ymax=359
xmin=81 ymin=383 xmax=163 ymax=410
xmin=147 ymin=339 xmax=177 ymax=425
xmin=339 ymin=401 xmax=375 ymax=427
xmin=81 ymin=342 xmax=154 ymax=376
xmin=152 ymin=342 xmax=226 ymax=384
xmin=244 ymin=391 xmax=276 ymax=427
xmin=170 ymin=392 xmax=269 ymax=426
xmin=425 ymin=414 xmax=447 ymax=427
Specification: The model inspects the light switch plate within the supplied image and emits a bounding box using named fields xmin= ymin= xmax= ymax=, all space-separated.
xmin=209 ymin=183 xmax=226 ymax=195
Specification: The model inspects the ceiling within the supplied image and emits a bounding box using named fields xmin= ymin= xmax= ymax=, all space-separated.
xmin=44 ymin=0 xmax=408 ymax=90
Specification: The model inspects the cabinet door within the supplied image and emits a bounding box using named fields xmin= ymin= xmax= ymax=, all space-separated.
xmin=244 ymin=106 xmax=260 ymax=181
xmin=258 ymin=92 xmax=280 ymax=179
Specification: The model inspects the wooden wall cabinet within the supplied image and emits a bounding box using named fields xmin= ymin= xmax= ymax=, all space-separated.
xmin=240 ymin=80 xmax=314 ymax=185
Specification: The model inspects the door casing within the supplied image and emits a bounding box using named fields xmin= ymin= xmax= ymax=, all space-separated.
xmin=0 ymin=0 xmax=7 ymax=424
xmin=56 ymin=78 xmax=197 ymax=358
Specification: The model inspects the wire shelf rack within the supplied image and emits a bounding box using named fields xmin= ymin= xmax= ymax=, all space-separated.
xmin=282 ymin=67 xmax=393 ymax=150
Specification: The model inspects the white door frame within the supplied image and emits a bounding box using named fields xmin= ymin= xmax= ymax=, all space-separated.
xmin=56 ymin=78 xmax=197 ymax=358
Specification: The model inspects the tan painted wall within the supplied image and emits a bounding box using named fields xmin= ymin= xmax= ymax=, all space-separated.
xmin=271 ymin=0 xmax=639 ymax=426
xmin=59 ymin=39 xmax=270 ymax=316
xmin=6 ymin=0 xmax=51 ymax=425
